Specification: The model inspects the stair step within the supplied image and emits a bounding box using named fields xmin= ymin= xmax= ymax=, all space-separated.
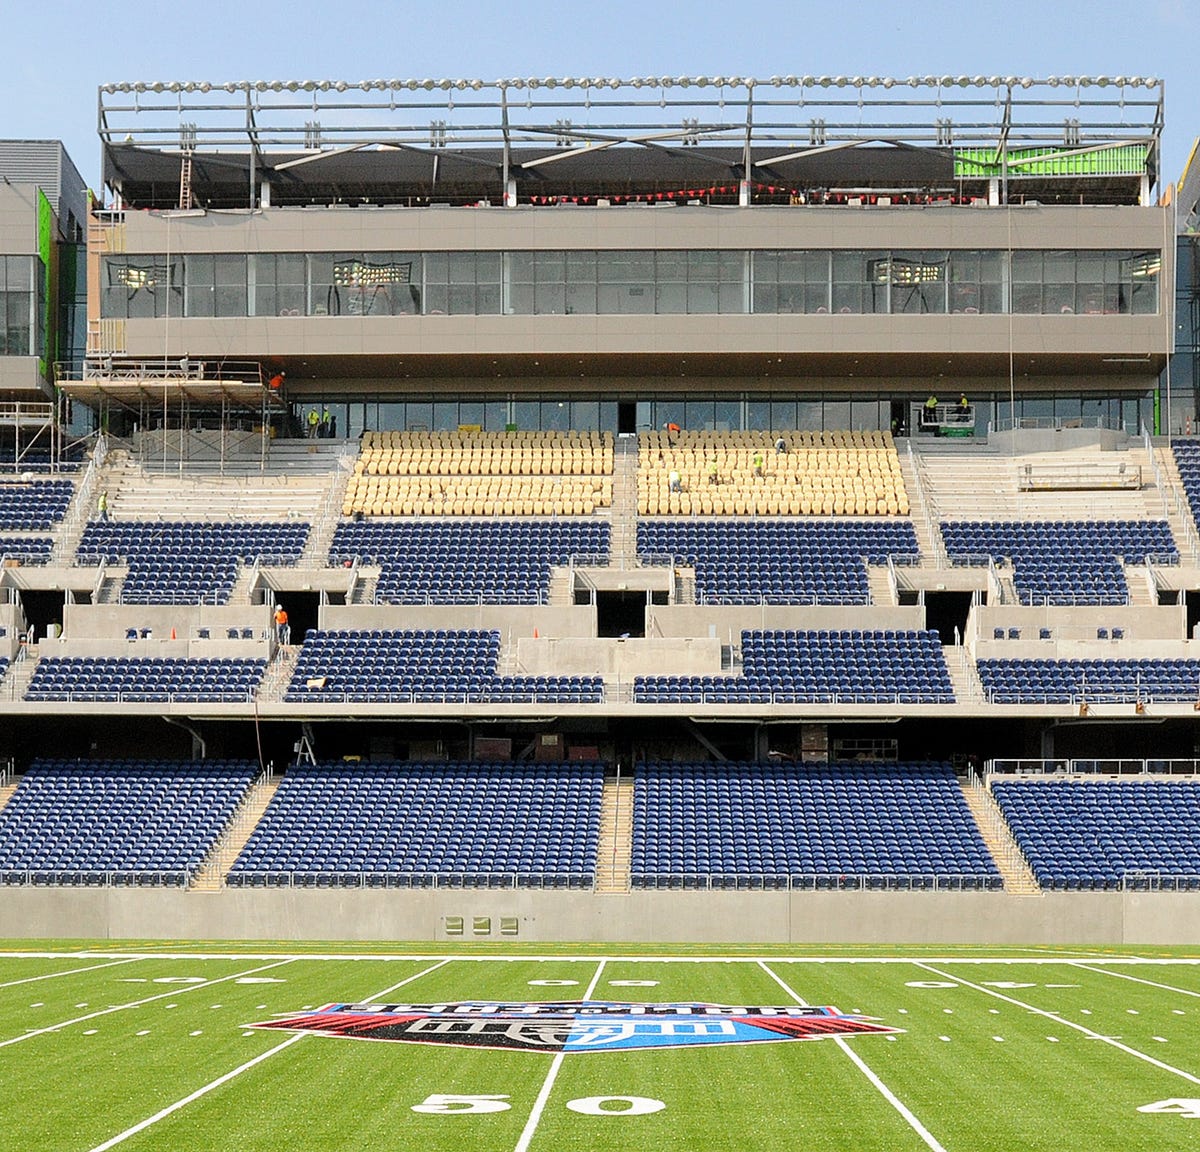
xmin=594 ymin=775 xmax=634 ymax=893
xmin=191 ymin=775 xmax=280 ymax=890
xmin=961 ymin=781 xmax=1042 ymax=896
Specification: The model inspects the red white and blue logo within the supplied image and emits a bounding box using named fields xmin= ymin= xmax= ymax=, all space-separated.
xmin=247 ymin=1000 xmax=902 ymax=1052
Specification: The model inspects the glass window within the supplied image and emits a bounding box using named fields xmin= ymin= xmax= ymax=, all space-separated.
xmin=714 ymin=398 xmax=742 ymax=431
xmin=890 ymin=251 xmax=947 ymax=314
xmin=511 ymin=399 xmax=539 ymax=430
xmin=823 ymin=398 xmax=851 ymax=430
xmin=745 ymin=396 xmax=772 ymax=430
xmin=685 ymin=398 xmax=715 ymax=430
xmin=833 ymin=251 xmax=877 ymax=314
xmin=213 ymin=255 xmax=247 ymax=317
xmin=565 ymin=251 xmax=597 ymax=315
xmin=484 ymin=399 xmax=508 ymax=430
xmin=850 ymin=398 xmax=884 ymax=431
xmin=541 ymin=399 xmax=571 ymax=430
xmin=404 ymin=401 xmax=432 ymax=430
xmin=571 ymin=399 xmax=600 ymax=430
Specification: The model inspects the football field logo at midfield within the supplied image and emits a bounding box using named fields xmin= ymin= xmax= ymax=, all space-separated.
xmin=247 ymin=1000 xmax=903 ymax=1052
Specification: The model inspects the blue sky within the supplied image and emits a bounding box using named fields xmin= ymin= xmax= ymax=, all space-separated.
xmin=2 ymin=0 xmax=1196 ymax=191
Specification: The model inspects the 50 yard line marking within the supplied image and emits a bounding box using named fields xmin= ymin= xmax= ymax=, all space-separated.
xmin=0 ymin=958 xmax=296 ymax=1051
xmin=86 ymin=957 xmax=452 ymax=1152
xmin=758 ymin=961 xmax=950 ymax=1152
xmin=915 ymin=962 xmax=1200 ymax=1086
xmin=512 ymin=959 xmax=607 ymax=1152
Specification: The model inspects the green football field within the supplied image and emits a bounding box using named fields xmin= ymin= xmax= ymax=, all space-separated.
xmin=3 ymin=941 xmax=1200 ymax=1151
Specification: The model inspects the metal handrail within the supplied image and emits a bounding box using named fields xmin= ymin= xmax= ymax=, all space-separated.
xmin=988 ymin=757 xmax=1200 ymax=777
xmin=626 ymin=872 xmax=1001 ymax=891
xmin=224 ymin=869 xmax=593 ymax=890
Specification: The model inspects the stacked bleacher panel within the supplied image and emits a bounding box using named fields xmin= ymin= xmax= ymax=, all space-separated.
xmin=0 ymin=479 xmax=73 ymax=530
xmin=636 ymin=629 xmax=953 ymax=704
xmin=227 ymin=762 xmax=604 ymax=888
xmin=637 ymin=520 xmax=918 ymax=604
xmin=977 ymin=659 xmax=1200 ymax=704
xmin=0 ymin=760 xmax=258 ymax=886
xmin=992 ymin=778 xmax=1200 ymax=890
xmin=75 ymin=521 xmax=309 ymax=604
xmin=25 ymin=657 xmax=267 ymax=703
xmin=284 ymin=630 xmax=601 ymax=704
xmin=330 ymin=520 xmax=609 ymax=604
xmin=630 ymin=762 xmax=1000 ymax=890
xmin=941 ymin=520 xmax=1176 ymax=605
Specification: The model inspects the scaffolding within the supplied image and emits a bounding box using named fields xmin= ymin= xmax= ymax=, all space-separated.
xmin=55 ymin=359 xmax=286 ymax=474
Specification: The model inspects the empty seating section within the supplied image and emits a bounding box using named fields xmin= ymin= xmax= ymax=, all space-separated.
xmin=636 ymin=630 xmax=953 ymax=704
xmin=941 ymin=520 xmax=1175 ymax=605
xmin=638 ymin=430 xmax=908 ymax=517
xmin=0 ymin=480 xmax=73 ymax=530
xmin=344 ymin=430 xmax=613 ymax=516
xmin=638 ymin=519 xmax=918 ymax=603
xmin=76 ymin=521 xmax=309 ymax=604
xmin=25 ymin=657 xmax=267 ymax=702
xmin=0 ymin=536 xmax=53 ymax=563
xmin=227 ymin=762 xmax=604 ymax=888
xmin=284 ymin=630 xmax=602 ymax=703
xmin=1172 ymin=441 xmax=1200 ymax=535
xmin=977 ymin=659 xmax=1200 ymax=704
xmin=992 ymin=778 xmax=1200 ymax=889
xmin=0 ymin=760 xmax=258 ymax=886
xmin=631 ymin=763 xmax=1000 ymax=889
xmin=331 ymin=520 xmax=609 ymax=604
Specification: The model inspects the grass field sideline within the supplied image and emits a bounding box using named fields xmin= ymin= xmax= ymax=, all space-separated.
xmin=1 ymin=943 xmax=1199 ymax=1150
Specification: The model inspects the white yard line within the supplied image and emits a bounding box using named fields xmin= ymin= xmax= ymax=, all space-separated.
xmin=1070 ymin=961 xmax=1200 ymax=999
xmin=0 ymin=958 xmax=295 ymax=1051
xmin=512 ymin=959 xmax=607 ymax=1152
xmin=758 ymin=960 xmax=950 ymax=1152
xmin=3 ymin=949 xmax=1194 ymax=964
xmin=916 ymin=962 xmax=1200 ymax=1086
xmin=0 ymin=956 xmax=140 ymax=989
xmin=86 ymin=957 xmax=453 ymax=1152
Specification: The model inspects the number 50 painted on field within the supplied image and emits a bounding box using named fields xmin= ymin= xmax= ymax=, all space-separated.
xmin=412 ymin=1094 xmax=665 ymax=1116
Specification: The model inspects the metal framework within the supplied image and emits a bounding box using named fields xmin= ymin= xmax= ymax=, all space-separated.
xmin=98 ymin=75 xmax=1165 ymax=207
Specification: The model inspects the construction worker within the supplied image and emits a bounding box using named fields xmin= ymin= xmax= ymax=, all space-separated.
xmin=268 ymin=370 xmax=285 ymax=391
xmin=668 ymin=469 xmax=681 ymax=493
xmin=97 ymin=490 xmax=109 ymax=522
xmin=752 ymin=449 xmax=765 ymax=478
xmin=307 ymin=408 xmax=320 ymax=439
xmin=707 ymin=459 xmax=720 ymax=485
xmin=273 ymin=604 xmax=290 ymax=645
xmin=320 ymin=406 xmax=332 ymax=439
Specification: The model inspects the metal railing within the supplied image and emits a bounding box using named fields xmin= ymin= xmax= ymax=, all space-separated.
xmin=0 ymin=870 xmax=191 ymax=888
xmin=989 ymin=758 xmax=1200 ymax=778
xmin=905 ymin=440 xmax=946 ymax=565
xmin=629 ymin=872 xmax=1002 ymax=892
xmin=224 ymin=870 xmax=593 ymax=890
xmin=989 ymin=416 xmax=1109 ymax=433
xmin=1121 ymin=873 xmax=1200 ymax=892
xmin=24 ymin=688 xmax=261 ymax=705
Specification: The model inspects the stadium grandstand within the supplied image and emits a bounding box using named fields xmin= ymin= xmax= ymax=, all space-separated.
xmin=1 ymin=75 xmax=1200 ymax=943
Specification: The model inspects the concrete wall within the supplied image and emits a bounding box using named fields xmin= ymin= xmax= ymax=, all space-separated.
xmin=0 ymin=184 xmax=37 ymax=252
xmin=970 ymin=604 xmax=1190 ymax=657
xmin=518 ymin=636 xmax=721 ymax=677
xmin=320 ymin=604 xmax=595 ymax=637
xmin=649 ymin=605 xmax=927 ymax=640
xmin=0 ymin=888 xmax=1194 ymax=945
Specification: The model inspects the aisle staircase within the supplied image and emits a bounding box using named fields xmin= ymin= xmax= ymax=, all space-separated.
xmin=610 ymin=438 xmax=639 ymax=566
xmin=594 ymin=772 xmax=633 ymax=893
xmin=961 ymin=780 xmax=1041 ymax=896
xmin=191 ymin=774 xmax=280 ymax=891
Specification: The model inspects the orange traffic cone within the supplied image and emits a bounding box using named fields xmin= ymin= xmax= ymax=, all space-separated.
xmin=170 ymin=627 xmax=176 ymax=640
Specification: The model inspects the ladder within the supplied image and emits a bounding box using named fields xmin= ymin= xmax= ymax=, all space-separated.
xmin=179 ymin=152 xmax=194 ymax=211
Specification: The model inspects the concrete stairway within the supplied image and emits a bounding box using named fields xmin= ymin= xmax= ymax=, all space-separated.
xmin=0 ymin=780 xmax=19 ymax=812
xmin=191 ymin=775 xmax=280 ymax=891
xmin=594 ymin=773 xmax=634 ymax=893
xmin=610 ymin=440 xmax=639 ymax=566
xmin=895 ymin=446 xmax=941 ymax=562
xmin=1150 ymin=444 xmax=1200 ymax=564
xmin=867 ymin=565 xmax=895 ymax=606
xmin=1 ymin=650 xmax=39 ymax=702
xmin=944 ymin=647 xmax=987 ymax=704
xmin=547 ymin=568 xmax=574 ymax=606
xmin=256 ymin=647 xmax=300 ymax=703
xmin=961 ymin=780 xmax=1041 ymax=896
